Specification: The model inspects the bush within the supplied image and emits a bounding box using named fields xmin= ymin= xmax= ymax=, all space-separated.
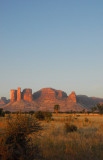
xmin=29 ymin=111 xmax=35 ymax=115
xmin=64 ymin=123 xmax=77 ymax=133
xmin=97 ymin=104 xmax=103 ymax=114
xmin=0 ymin=113 xmax=42 ymax=160
xmin=35 ymin=111 xmax=45 ymax=120
xmin=43 ymin=112 xmax=52 ymax=121
xmin=85 ymin=117 xmax=89 ymax=122
xmin=0 ymin=108 xmax=5 ymax=117
xmin=35 ymin=111 xmax=52 ymax=121
xmin=4 ymin=111 xmax=11 ymax=114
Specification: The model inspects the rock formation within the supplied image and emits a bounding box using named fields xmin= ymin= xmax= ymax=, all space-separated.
xmin=22 ymin=89 xmax=32 ymax=102
xmin=32 ymin=88 xmax=79 ymax=112
xmin=10 ymin=87 xmax=32 ymax=102
xmin=17 ymin=87 xmax=21 ymax=101
xmin=67 ymin=91 xmax=77 ymax=103
xmin=10 ymin=90 xmax=17 ymax=102
xmin=3 ymin=87 xmax=103 ymax=112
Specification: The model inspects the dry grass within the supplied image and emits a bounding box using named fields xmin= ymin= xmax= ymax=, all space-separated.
xmin=0 ymin=113 xmax=103 ymax=160
xmin=32 ymin=113 xmax=103 ymax=160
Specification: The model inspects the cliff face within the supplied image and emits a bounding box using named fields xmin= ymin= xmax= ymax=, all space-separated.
xmin=17 ymin=88 xmax=21 ymax=101
xmin=22 ymin=89 xmax=32 ymax=102
xmin=2 ymin=87 xmax=103 ymax=112
xmin=10 ymin=88 xmax=32 ymax=102
xmin=32 ymin=88 xmax=82 ymax=112
xmin=10 ymin=90 xmax=17 ymax=102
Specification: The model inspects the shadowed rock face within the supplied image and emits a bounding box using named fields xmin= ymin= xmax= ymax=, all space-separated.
xmin=0 ymin=97 xmax=10 ymax=108
xmin=76 ymin=95 xmax=103 ymax=109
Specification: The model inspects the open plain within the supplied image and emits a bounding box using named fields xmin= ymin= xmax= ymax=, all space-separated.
xmin=0 ymin=113 xmax=103 ymax=160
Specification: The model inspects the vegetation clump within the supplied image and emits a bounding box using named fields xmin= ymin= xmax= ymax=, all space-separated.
xmin=0 ymin=108 xmax=5 ymax=117
xmin=64 ymin=123 xmax=77 ymax=133
xmin=85 ymin=117 xmax=89 ymax=122
xmin=0 ymin=113 xmax=42 ymax=160
xmin=35 ymin=111 xmax=52 ymax=121
xmin=54 ymin=104 xmax=60 ymax=114
xmin=97 ymin=104 xmax=103 ymax=114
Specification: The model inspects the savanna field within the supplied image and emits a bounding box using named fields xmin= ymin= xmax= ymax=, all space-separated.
xmin=0 ymin=113 xmax=103 ymax=160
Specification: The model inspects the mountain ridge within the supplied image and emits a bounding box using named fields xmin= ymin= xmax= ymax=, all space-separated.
xmin=1 ymin=88 xmax=103 ymax=112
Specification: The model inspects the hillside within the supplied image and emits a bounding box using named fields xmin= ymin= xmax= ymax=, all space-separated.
xmin=76 ymin=95 xmax=103 ymax=109
xmin=0 ymin=97 xmax=10 ymax=107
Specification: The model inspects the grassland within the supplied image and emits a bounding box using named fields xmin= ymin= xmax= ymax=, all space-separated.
xmin=0 ymin=113 xmax=103 ymax=160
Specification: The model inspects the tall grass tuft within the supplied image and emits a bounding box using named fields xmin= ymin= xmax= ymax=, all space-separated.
xmin=0 ymin=113 xmax=42 ymax=160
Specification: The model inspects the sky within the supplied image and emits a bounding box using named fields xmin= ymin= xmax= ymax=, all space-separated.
xmin=0 ymin=0 xmax=103 ymax=98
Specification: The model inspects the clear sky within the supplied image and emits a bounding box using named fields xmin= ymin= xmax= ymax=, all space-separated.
xmin=0 ymin=0 xmax=103 ymax=98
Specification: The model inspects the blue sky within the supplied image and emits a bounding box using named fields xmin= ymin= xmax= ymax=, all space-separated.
xmin=0 ymin=0 xmax=103 ymax=98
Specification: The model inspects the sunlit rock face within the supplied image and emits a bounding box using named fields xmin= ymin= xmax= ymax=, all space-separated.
xmin=40 ymin=88 xmax=56 ymax=100
xmin=17 ymin=87 xmax=21 ymax=101
xmin=10 ymin=89 xmax=17 ymax=102
xmin=10 ymin=87 xmax=32 ymax=102
xmin=33 ymin=88 xmax=67 ymax=101
xmin=3 ymin=87 xmax=84 ymax=112
xmin=2 ymin=87 xmax=103 ymax=112
xmin=33 ymin=88 xmax=74 ymax=112
xmin=67 ymin=91 xmax=77 ymax=103
xmin=22 ymin=89 xmax=32 ymax=102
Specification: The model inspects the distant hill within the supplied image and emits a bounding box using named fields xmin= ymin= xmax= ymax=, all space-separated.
xmin=0 ymin=97 xmax=10 ymax=108
xmin=1 ymin=88 xmax=103 ymax=112
xmin=76 ymin=95 xmax=103 ymax=109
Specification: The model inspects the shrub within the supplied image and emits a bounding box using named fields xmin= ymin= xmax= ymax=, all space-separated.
xmin=35 ymin=111 xmax=45 ymax=120
xmin=4 ymin=111 xmax=11 ymax=114
xmin=29 ymin=111 xmax=35 ymax=115
xmin=0 ymin=108 xmax=5 ymax=117
xmin=43 ymin=112 xmax=52 ymax=121
xmin=64 ymin=123 xmax=77 ymax=133
xmin=0 ymin=113 xmax=42 ymax=160
xmin=35 ymin=111 xmax=52 ymax=121
xmin=85 ymin=117 xmax=89 ymax=122
xmin=76 ymin=115 xmax=80 ymax=117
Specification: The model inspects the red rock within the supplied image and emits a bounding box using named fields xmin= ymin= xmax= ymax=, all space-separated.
xmin=57 ymin=90 xmax=63 ymax=99
xmin=17 ymin=87 xmax=21 ymax=101
xmin=40 ymin=88 xmax=56 ymax=100
xmin=23 ymin=89 xmax=32 ymax=102
xmin=67 ymin=91 xmax=77 ymax=103
xmin=10 ymin=90 xmax=17 ymax=102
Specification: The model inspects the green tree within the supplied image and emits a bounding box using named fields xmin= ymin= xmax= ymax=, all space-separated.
xmin=54 ymin=104 xmax=60 ymax=114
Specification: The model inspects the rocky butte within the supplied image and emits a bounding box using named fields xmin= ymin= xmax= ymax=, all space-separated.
xmin=1 ymin=87 xmax=103 ymax=112
xmin=10 ymin=87 xmax=32 ymax=102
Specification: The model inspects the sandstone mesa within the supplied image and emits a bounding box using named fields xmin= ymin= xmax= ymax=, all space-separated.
xmin=0 ymin=87 xmax=103 ymax=112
